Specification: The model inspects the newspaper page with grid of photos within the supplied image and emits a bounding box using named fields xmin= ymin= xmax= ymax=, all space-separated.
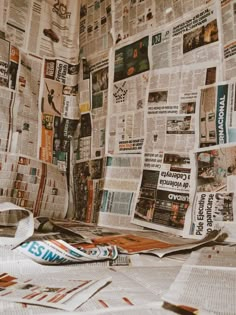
xmin=184 ymin=143 xmax=236 ymax=238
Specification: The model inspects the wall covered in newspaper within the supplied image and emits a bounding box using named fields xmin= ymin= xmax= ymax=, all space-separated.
xmin=0 ymin=0 xmax=236 ymax=237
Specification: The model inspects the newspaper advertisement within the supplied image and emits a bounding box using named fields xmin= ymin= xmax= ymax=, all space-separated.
xmin=151 ymin=2 xmax=221 ymax=69
xmin=0 ymin=272 xmax=112 ymax=311
xmin=108 ymin=36 xmax=150 ymax=154
xmin=132 ymin=151 xmax=191 ymax=236
xmin=184 ymin=144 xmax=236 ymax=237
xmin=221 ymin=0 xmax=236 ymax=80
xmin=98 ymin=155 xmax=143 ymax=229
xmin=11 ymin=52 xmax=42 ymax=159
xmin=0 ymin=152 xmax=68 ymax=218
xmin=196 ymin=81 xmax=236 ymax=148
xmin=27 ymin=0 xmax=80 ymax=63
xmin=40 ymin=58 xmax=80 ymax=170
xmin=73 ymin=158 xmax=104 ymax=223
xmin=79 ymin=0 xmax=112 ymax=58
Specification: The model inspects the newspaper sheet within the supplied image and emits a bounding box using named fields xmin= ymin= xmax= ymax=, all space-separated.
xmin=184 ymin=143 xmax=236 ymax=238
xmin=39 ymin=57 xmax=80 ymax=170
xmin=151 ymin=1 xmax=222 ymax=69
xmin=107 ymin=35 xmax=150 ymax=154
xmin=98 ymin=155 xmax=143 ymax=230
xmin=195 ymin=81 xmax=236 ymax=148
xmin=11 ymin=52 xmax=42 ymax=158
xmin=162 ymin=245 xmax=236 ymax=315
xmin=0 ymin=272 xmax=111 ymax=311
xmin=73 ymin=158 xmax=105 ymax=224
xmin=92 ymin=229 xmax=221 ymax=257
xmin=79 ymin=0 xmax=112 ymax=58
xmin=0 ymin=152 xmax=68 ymax=218
xmin=221 ymin=0 xmax=236 ymax=80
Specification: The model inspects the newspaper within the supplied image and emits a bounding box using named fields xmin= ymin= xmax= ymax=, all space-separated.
xmin=221 ymin=0 xmax=236 ymax=80
xmin=91 ymin=229 xmax=221 ymax=257
xmin=195 ymin=80 xmax=236 ymax=148
xmin=4 ymin=0 xmax=81 ymax=63
xmin=79 ymin=0 xmax=112 ymax=58
xmin=184 ymin=143 xmax=236 ymax=238
xmin=73 ymin=158 xmax=105 ymax=223
xmin=162 ymin=245 xmax=236 ymax=315
xmin=18 ymin=238 xmax=118 ymax=265
xmin=108 ymin=35 xmax=150 ymax=154
xmin=0 ymin=152 xmax=68 ymax=218
xmin=39 ymin=57 xmax=80 ymax=170
xmin=0 ymin=202 xmax=34 ymax=247
xmin=98 ymin=155 xmax=143 ymax=230
xmin=0 ymin=272 xmax=111 ymax=311
xmin=151 ymin=1 xmax=222 ymax=69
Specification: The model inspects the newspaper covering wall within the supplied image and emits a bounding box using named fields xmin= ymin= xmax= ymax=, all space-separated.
xmin=39 ymin=57 xmax=80 ymax=171
xmin=73 ymin=158 xmax=105 ymax=224
xmin=151 ymin=1 xmax=221 ymax=69
xmin=0 ymin=153 xmax=68 ymax=218
xmin=79 ymin=0 xmax=112 ymax=58
xmin=184 ymin=144 xmax=236 ymax=237
xmin=11 ymin=52 xmax=42 ymax=158
xmin=221 ymin=0 xmax=236 ymax=80
xmin=107 ymin=35 xmax=150 ymax=154
xmin=98 ymin=155 xmax=143 ymax=229
xmin=196 ymin=81 xmax=236 ymax=148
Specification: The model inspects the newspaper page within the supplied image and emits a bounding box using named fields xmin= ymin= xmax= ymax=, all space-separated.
xmin=79 ymin=0 xmax=112 ymax=58
xmin=162 ymin=245 xmax=236 ymax=315
xmin=73 ymin=158 xmax=105 ymax=224
xmin=4 ymin=0 xmax=31 ymax=48
xmin=11 ymin=52 xmax=42 ymax=158
xmin=0 ymin=37 xmax=19 ymax=90
xmin=221 ymin=0 xmax=236 ymax=80
xmin=0 ymin=152 xmax=68 ymax=218
xmin=79 ymin=57 xmax=90 ymax=113
xmin=39 ymin=57 xmax=80 ymax=170
xmin=107 ymin=35 xmax=150 ymax=154
xmin=196 ymin=80 xmax=236 ymax=148
xmin=184 ymin=143 xmax=236 ymax=238
xmin=0 ymin=87 xmax=15 ymax=153
xmin=26 ymin=0 xmax=80 ymax=63
xmin=90 ymin=57 xmax=109 ymax=159
xmin=132 ymin=151 xmax=191 ymax=236
xmin=113 ymin=0 xmax=155 ymax=45
xmin=0 ymin=272 xmax=111 ymax=311
xmin=151 ymin=1 xmax=222 ymax=69
xmin=98 ymin=155 xmax=143 ymax=229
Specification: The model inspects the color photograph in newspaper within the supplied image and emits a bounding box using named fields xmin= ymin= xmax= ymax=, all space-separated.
xmin=184 ymin=144 xmax=236 ymax=238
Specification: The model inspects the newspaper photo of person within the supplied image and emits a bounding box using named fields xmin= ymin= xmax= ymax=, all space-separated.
xmin=42 ymin=79 xmax=63 ymax=116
